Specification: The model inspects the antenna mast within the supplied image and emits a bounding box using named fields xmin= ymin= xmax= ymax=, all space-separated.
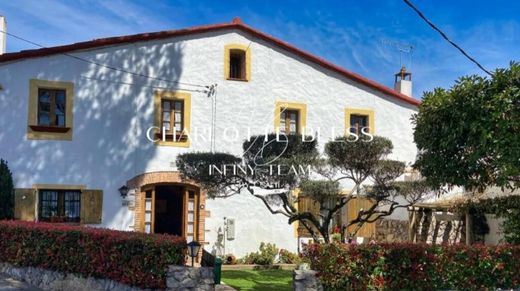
xmin=381 ymin=39 xmax=415 ymax=70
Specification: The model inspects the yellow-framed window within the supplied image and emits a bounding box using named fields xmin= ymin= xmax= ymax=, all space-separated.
xmin=27 ymin=79 xmax=74 ymax=140
xmin=224 ymin=44 xmax=251 ymax=81
xmin=153 ymin=91 xmax=191 ymax=147
xmin=345 ymin=108 xmax=375 ymax=135
xmin=274 ymin=101 xmax=307 ymax=135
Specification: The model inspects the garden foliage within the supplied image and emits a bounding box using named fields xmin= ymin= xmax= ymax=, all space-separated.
xmin=0 ymin=159 xmax=14 ymax=219
xmin=240 ymin=242 xmax=279 ymax=265
xmin=0 ymin=221 xmax=186 ymax=289
xmin=304 ymin=243 xmax=520 ymax=290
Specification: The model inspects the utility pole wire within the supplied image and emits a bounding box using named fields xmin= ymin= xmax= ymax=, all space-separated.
xmin=402 ymin=0 xmax=494 ymax=76
xmin=0 ymin=29 xmax=208 ymax=88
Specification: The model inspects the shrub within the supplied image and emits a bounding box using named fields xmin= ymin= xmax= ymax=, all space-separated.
xmin=241 ymin=242 xmax=279 ymax=265
xmin=303 ymin=243 xmax=520 ymax=290
xmin=0 ymin=159 xmax=14 ymax=219
xmin=224 ymin=254 xmax=237 ymax=265
xmin=277 ymin=249 xmax=301 ymax=264
xmin=0 ymin=221 xmax=186 ymax=289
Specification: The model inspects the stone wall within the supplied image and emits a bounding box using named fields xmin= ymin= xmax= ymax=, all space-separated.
xmin=375 ymin=219 xmax=409 ymax=242
xmin=167 ymin=266 xmax=214 ymax=290
xmin=293 ymin=270 xmax=323 ymax=291
xmin=0 ymin=262 xmax=214 ymax=291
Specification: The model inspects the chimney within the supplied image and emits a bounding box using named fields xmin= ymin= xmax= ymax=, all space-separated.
xmin=394 ymin=66 xmax=412 ymax=97
xmin=0 ymin=16 xmax=6 ymax=55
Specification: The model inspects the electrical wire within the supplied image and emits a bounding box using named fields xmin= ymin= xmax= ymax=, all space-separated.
xmin=402 ymin=0 xmax=493 ymax=76
xmin=80 ymin=75 xmax=208 ymax=93
xmin=0 ymin=29 xmax=209 ymax=87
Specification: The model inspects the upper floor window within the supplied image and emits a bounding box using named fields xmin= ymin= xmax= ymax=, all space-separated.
xmin=279 ymin=109 xmax=300 ymax=134
xmin=345 ymin=108 xmax=375 ymax=136
xmin=39 ymin=189 xmax=81 ymax=223
xmin=27 ymin=79 xmax=74 ymax=141
xmin=154 ymin=91 xmax=191 ymax=147
xmin=224 ymin=44 xmax=251 ymax=81
xmin=229 ymin=49 xmax=246 ymax=80
xmin=349 ymin=114 xmax=368 ymax=135
xmin=38 ymin=88 xmax=66 ymax=127
xmin=274 ymin=101 xmax=307 ymax=135
xmin=161 ymin=99 xmax=184 ymax=134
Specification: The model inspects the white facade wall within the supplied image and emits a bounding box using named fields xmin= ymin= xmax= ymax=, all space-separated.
xmin=0 ymin=28 xmax=418 ymax=256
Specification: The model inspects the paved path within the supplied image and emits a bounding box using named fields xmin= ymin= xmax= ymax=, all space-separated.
xmin=215 ymin=283 xmax=237 ymax=291
xmin=0 ymin=274 xmax=42 ymax=291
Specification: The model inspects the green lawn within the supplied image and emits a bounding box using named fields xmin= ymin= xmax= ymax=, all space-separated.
xmin=222 ymin=269 xmax=292 ymax=291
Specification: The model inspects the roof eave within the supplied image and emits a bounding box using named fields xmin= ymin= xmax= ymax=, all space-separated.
xmin=0 ymin=20 xmax=421 ymax=106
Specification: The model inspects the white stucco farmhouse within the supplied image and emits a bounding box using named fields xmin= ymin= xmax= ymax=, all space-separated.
xmin=0 ymin=17 xmax=421 ymax=257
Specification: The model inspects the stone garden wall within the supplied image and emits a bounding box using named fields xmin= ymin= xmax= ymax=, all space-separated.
xmin=293 ymin=270 xmax=323 ymax=291
xmin=0 ymin=262 xmax=214 ymax=291
xmin=374 ymin=219 xmax=409 ymax=242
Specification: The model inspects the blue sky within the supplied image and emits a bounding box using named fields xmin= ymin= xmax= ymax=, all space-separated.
xmin=1 ymin=0 xmax=519 ymax=99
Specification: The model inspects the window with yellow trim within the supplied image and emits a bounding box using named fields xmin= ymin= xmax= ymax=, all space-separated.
xmin=274 ymin=101 xmax=307 ymax=135
xmin=27 ymin=79 xmax=74 ymax=140
xmin=153 ymin=91 xmax=191 ymax=147
xmin=224 ymin=44 xmax=251 ymax=81
xmin=345 ymin=108 xmax=375 ymax=135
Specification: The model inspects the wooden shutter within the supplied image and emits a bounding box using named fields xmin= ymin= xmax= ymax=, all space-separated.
xmin=134 ymin=190 xmax=145 ymax=232
xmin=14 ymin=188 xmax=36 ymax=221
xmin=80 ymin=189 xmax=103 ymax=224
xmin=297 ymin=196 xmax=321 ymax=237
xmin=345 ymin=197 xmax=376 ymax=238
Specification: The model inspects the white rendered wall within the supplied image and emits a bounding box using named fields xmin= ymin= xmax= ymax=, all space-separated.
xmin=0 ymin=28 xmax=419 ymax=255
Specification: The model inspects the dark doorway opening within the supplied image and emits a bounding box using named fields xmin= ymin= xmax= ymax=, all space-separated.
xmin=154 ymin=185 xmax=184 ymax=236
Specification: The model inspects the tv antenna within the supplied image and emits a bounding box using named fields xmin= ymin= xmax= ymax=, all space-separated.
xmin=381 ymin=39 xmax=415 ymax=70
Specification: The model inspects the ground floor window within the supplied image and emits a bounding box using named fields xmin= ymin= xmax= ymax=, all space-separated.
xmin=39 ymin=190 xmax=81 ymax=222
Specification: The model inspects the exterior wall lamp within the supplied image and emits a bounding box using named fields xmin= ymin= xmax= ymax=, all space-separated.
xmin=118 ymin=185 xmax=129 ymax=198
xmin=187 ymin=240 xmax=201 ymax=267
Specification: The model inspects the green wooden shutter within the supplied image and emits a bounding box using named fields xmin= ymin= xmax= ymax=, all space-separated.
xmin=80 ymin=189 xmax=103 ymax=224
xmin=14 ymin=188 xmax=36 ymax=221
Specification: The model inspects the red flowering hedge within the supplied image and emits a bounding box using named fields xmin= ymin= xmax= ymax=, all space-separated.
xmin=304 ymin=243 xmax=520 ymax=290
xmin=0 ymin=220 xmax=186 ymax=289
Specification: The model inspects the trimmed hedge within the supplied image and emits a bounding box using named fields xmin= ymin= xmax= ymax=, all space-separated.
xmin=304 ymin=243 xmax=520 ymax=290
xmin=0 ymin=220 xmax=186 ymax=289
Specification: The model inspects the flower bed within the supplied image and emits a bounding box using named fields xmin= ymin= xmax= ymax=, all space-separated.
xmin=0 ymin=220 xmax=186 ymax=289
xmin=304 ymin=243 xmax=520 ymax=290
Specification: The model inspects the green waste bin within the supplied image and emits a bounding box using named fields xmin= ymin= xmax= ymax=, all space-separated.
xmin=214 ymin=257 xmax=222 ymax=284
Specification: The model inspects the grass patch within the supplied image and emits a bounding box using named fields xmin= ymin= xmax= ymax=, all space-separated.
xmin=222 ymin=269 xmax=292 ymax=291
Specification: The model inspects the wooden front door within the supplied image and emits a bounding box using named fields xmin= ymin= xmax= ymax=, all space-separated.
xmin=137 ymin=184 xmax=199 ymax=241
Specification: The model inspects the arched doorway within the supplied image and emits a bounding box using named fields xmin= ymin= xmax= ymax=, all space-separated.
xmin=127 ymin=171 xmax=204 ymax=243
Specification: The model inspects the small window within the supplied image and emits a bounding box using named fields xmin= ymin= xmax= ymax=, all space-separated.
xmin=229 ymin=49 xmax=246 ymax=80
xmin=224 ymin=44 xmax=250 ymax=81
xmin=37 ymin=88 xmax=66 ymax=127
xmin=39 ymin=190 xmax=81 ymax=223
xmin=350 ymin=114 xmax=369 ymax=134
xmin=279 ymin=109 xmax=300 ymax=134
xmin=161 ymin=99 xmax=184 ymax=134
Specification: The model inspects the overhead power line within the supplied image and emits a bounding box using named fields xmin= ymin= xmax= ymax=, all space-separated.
xmin=402 ymin=0 xmax=493 ymax=76
xmin=80 ymin=75 xmax=208 ymax=93
xmin=0 ymin=29 xmax=208 ymax=88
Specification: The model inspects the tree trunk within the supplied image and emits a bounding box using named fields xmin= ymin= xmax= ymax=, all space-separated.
xmin=465 ymin=210 xmax=473 ymax=245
